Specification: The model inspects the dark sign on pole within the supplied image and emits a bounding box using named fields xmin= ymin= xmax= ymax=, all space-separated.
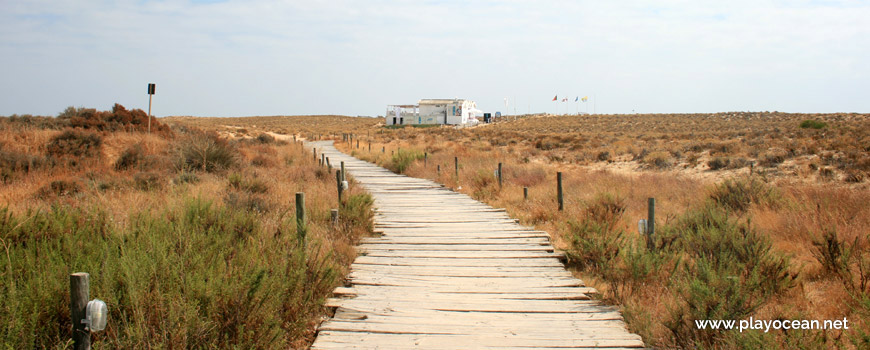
xmin=147 ymin=83 xmax=156 ymax=95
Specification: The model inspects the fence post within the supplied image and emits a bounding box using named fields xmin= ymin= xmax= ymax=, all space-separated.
xmin=454 ymin=157 xmax=459 ymax=178
xmin=336 ymin=170 xmax=343 ymax=204
xmin=321 ymin=154 xmax=325 ymax=167
xmin=647 ymin=198 xmax=656 ymax=250
xmin=331 ymin=209 xmax=339 ymax=226
xmin=326 ymin=157 xmax=331 ymax=170
xmin=557 ymin=172 xmax=564 ymax=211
xmin=524 ymin=187 xmax=528 ymax=200
xmin=437 ymin=164 xmax=441 ymax=176
xmin=313 ymin=148 xmax=317 ymax=163
xmin=340 ymin=161 xmax=346 ymax=182
xmin=70 ymin=272 xmax=90 ymax=350
xmin=498 ymin=162 xmax=503 ymax=188
xmin=424 ymin=152 xmax=428 ymax=167
xmin=296 ymin=193 xmax=306 ymax=243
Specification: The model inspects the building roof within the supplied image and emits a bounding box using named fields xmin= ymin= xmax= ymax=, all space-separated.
xmin=388 ymin=104 xmax=418 ymax=108
xmin=418 ymin=99 xmax=465 ymax=105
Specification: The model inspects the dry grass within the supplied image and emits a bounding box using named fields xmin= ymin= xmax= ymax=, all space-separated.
xmin=1 ymin=113 xmax=374 ymax=348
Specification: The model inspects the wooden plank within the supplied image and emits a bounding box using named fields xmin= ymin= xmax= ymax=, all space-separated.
xmin=312 ymin=331 xmax=645 ymax=348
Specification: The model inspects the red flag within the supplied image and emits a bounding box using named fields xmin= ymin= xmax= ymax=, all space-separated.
xmin=552 ymin=95 xmax=557 ymax=101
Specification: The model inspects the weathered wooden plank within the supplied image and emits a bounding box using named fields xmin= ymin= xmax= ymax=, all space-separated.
xmin=352 ymin=256 xmax=565 ymax=267
xmin=312 ymin=331 xmax=645 ymax=348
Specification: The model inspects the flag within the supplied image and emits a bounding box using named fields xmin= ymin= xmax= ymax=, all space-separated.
xmin=562 ymin=98 xmax=567 ymax=102
xmin=575 ymin=96 xmax=579 ymax=102
xmin=552 ymin=95 xmax=557 ymax=101
xmin=582 ymin=96 xmax=588 ymax=102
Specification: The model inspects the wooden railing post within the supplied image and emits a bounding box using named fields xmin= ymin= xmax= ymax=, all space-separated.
xmin=647 ymin=198 xmax=656 ymax=250
xmin=498 ymin=163 xmax=503 ymax=188
xmin=296 ymin=193 xmax=306 ymax=243
xmin=70 ymin=272 xmax=90 ymax=350
xmin=557 ymin=172 xmax=564 ymax=211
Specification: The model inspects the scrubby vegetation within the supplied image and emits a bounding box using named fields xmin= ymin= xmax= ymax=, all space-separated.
xmin=334 ymin=114 xmax=870 ymax=349
xmin=0 ymin=109 xmax=373 ymax=348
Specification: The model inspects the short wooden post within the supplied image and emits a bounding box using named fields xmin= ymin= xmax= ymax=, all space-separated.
xmin=331 ymin=209 xmax=339 ymax=226
xmin=368 ymin=142 xmax=371 ymax=152
xmin=424 ymin=152 xmax=428 ymax=167
xmin=326 ymin=157 xmax=331 ymax=170
xmin=557 ymin=172 xmax=564 ymax=211
xmin=523 ymin=187 xmax=528 ymax=200
xmin=437 ymin=164 xmax=441 ymax=176
xmin=321 ymin=154 xmax=325 ymax=167
xmin=313 ymin=148 xmax=317 ymax=162
xmin=340 ymin=161 xmax=346 ymax=182
xmin=295 ymin=193 xmax=306 ymax=242
xmin=498 ymin=163 xmax=503 ymax=188
xmin=70 ymin=272 xmax=90 ymax=350
xmin=382 ymin=146 xmax=385 ymax=153
xmin=454 ymin=157 xmax=459 ymax=178
xmin=336 ymin=170 xmax=343 ymax=203
xmin=356 ymin=139 xmax=359 ymax=149
xmin=647 ymin=198 xmax=656 ymax=250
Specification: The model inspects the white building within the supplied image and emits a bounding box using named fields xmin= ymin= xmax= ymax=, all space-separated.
xmin=386 ymin=99 xmax=481 ymax=126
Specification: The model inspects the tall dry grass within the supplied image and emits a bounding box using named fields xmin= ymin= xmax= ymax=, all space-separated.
xmin=1 ymin=113 xmax=373 ymax=348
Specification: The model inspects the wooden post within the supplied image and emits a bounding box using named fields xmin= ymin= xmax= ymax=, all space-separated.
xmin=321 ymin=154 xmax=325 ymax=167
xmin=424 ymin=152 xmax=428 ymax=167
xmin=647 ymin=198 xmax=656 ymax=250
xmin=313 ymin=148 xmax=317 ymax=163
xmin=70 ymin=272 xmax=90 ymax=350
xmin=336 ymin=170 xmax=343 ymax=203
xmin=341 ymin=161 xmax=346 ymax=182
xmin=368 ymin=142 xmax=371 ymax=152
xmin=437 ymin=164 xmax=441 ymax=176
xmin=557 ymin=172 xmax=564 ymax=211
xmin=523 ymin=187 xmax=528 ymax=200
xmin=326 ymin=157 xmax=331 ymax=170
xmin=331 ymin=209 xmax=339 ymax=226
xmin=356 ymin=139 xmax=359 ymax=149
xmin=382 ymin=146 xmax=385 ymax=153
xmin=295 ymin=193 xmax=306 ymax=242
xmin=454 ymin=157 xmax=459 ymax=178
xmin=498 ymin=162 xmax=503 ymax=188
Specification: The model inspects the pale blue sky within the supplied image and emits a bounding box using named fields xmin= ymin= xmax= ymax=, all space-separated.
xmin=1 ymin=0 xmax=868 ymax=117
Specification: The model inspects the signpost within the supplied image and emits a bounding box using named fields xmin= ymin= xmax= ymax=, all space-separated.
xmin=147 ymin=83 xmax=155 ymax=134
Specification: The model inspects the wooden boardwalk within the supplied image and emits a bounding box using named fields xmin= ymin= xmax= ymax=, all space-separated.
xmin=309 ymin=141 xmax=643 ymax=349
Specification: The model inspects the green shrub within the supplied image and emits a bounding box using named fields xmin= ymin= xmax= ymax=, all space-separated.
xmin=566 ymin=220 xmax=624 ymax=272
xmin=708 ymin=177 xmax=780 ymax=212
xmin=387 ymin=149 xmax=424 ymax=174
xmin=46 ymin=130 xmax=102 ymax=158
xmin=800 ymin=119 xmax=827 ymax=129
xmin=175 ymin=133 xmax=237 ymax=172
xmin=664 ymin=204 xmax=796 ymax=348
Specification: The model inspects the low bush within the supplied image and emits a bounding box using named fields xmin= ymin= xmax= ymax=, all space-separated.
xmin=175 ymin=133 xmax=237 ymax=172
xmin=36 ymin=179 xmax=81 ymax=198
xmin=114 ymin=144 xmax=144 ymax=170
xmin=643 ymin=151 xmax=672 ymax=169
xmin=708 ymin=177 xmax=780 ymax=212
xmin=46 ymin=130 xmax=103 ymax=158
xmin=256 ymin=133 xmax=276 ymax=144
xmin=387 ymin=149 xmax=424 ymax=174
xmin=133 ymin=171 xmax=162 ymax=191
xmin=800 ymin=119 xmax=827 ymax=129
